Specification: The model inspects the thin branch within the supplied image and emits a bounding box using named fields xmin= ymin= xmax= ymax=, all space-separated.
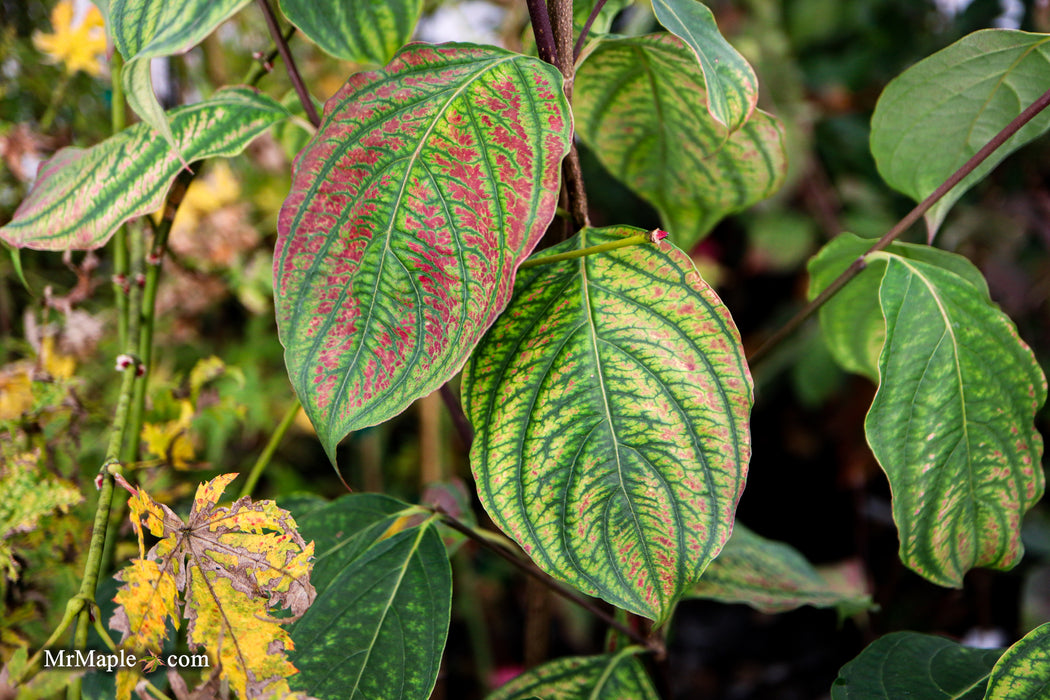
xmin=574 ymin=0 xmax=610 ymax=59
xmin=439 ymin=383 xmax=473 ymax=449
xmin=434 ymin=508 xmax=663 ymax=654
xmin=256 ymin=0 xmax=320 ymax=127
xmin=747 ymin=84 xmax=1050 ymax=366
xmin=239 ymin=397 xmax=301 ymax=499
xmin=521 ymin=230 xmax=665 ymax=269
xmin=243 ymin=25 xmax=295 ymax=86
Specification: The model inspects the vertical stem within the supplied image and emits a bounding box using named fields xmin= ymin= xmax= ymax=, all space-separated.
xmin=525 ymin=0 xmax=590 ymax=233
xmin=574 ymin=0 xmax=610 ymax=58
xmin=111 ymin=52 xmax=129 ymax=352
xmin=123 ymin=169 xmax=196 ymax=464
xmin=419 ymin=391 xmax=443 ymax=485
xmin=238 ymin=397 xmax=302 ymax=499
xmin=256 ymin=0 xmax=320 ymax=127
xmin=525 ymin=0 xmax=559 ymax=66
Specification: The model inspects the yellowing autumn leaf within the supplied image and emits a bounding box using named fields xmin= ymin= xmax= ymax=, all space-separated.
xmin=0 ymin=451 xmax=82 ymax=580
xmin=32 ymin=1 xmax=107 ymax=77
xmin=141 ymin=399 xmax=197 ymax=469
xmin=110 ymin=473 xmax=316 ymax=700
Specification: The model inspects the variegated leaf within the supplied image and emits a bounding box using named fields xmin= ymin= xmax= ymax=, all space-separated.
xmin=688 ymin=523 xmax=871 ymax=614
xmin=464 ymin=226 xmax=752 ymax=624
xmin=866 ymin=252 xmax=1046 ymax=587
xmin=275 ymin=44 xmax=571 ymax=460
xmin=279 ymin=0 xmax=423 ymax=65
xmin=487 ymin=649 xmax=658 ymax=700
xmin=290 ymin=495 xmax=450 ymax=700
xmin=651 ymin=0 xmax=757 ymax=132
xmin=0 ymin=87 xmax=288 ymax=251
xmin=575 ymin=34 xmax=786 ymax=248
xmin=985 ymin=622 xmax=1050 ymax=700
xmin=109 ymin=0 xmax=253 ymax=154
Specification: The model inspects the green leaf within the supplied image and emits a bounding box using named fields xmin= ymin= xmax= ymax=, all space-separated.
xmin=0 ymin=87 xmax=288 ymax=251
xmin=279 ymin=0 xmax=423 ymax=65
xmin=290 ymin=495 xmax=450 ymax=700
xmin=985 ymin=622 xmax=1050 ymax=699
xmin=573 ymin=0 xmax=631 ymax=40
xmin=109 ymin=0 xmax=253 ymax=156
xmin=575 ymin=34 xmax=786 ymax=248
xmin=870 ymin=29 xmax=1050 ymax=237
xmin=463 ymin=226 xmax=752 ymax=624
xmin=274 ymin=44 xmax=572 ymax=460
xmin=688 ymin=523 xmax=872 ymax=615
xmin=866 ymin=253 xmax=1046 ymax=587
xmin=651 ymin=0 xmax=758 ymax=132
xmin=831 ymin=632 xmax=1002 ymax=699
xmin=807 ymin=233 xmax=989 ymax=382
xmin=487 ymin=649 xmax=659 ymax=700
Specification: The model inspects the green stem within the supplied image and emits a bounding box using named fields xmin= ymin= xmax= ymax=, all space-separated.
xmin=123 ymin=170 xmax=195 ymax=465
xmin=242 ymin=26 xmax=294 ymax=86
xmin=39 ymin=72 xmax=72 ymax=131
xmin=111 ymin=52 xmax=129 ymax=351
xmin=519 ymin=232 xmax=663 ymax=269
xmin=62 ymin=228 xmax=144 ymax=699
xmin=238 ymin=397 xmax=301 ymax=499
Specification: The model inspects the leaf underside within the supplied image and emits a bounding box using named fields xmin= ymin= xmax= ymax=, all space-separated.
xmin=274 ymin=43 xmax=572 ymax=460
xmin=279 ymin=0 xmax=423 ymax=65
xmin=651 ymin=0 xmax=758 ymax=131
xmin=109 ymin=0 xmax=253 ymax=156
xmin=464 ymin=226 xmax=752 ymax=623
xmin=688 ymin=523 xmax=871 ymax=614
xmin=870 ymin=29 xmax=1050 ymax=236
xmin=574 ymin=34 xmax=786 ymax=249
xmin=0 ymin=87 xmax=288 ymax=251
xmin=867 ymin=255 xmax=1045 ymax=587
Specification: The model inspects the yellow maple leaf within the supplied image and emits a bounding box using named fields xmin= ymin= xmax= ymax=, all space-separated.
xmin=110 ymin=474 xmax=316 ymax=700
xmin=32 ymin=1 xmax=107 ymax=77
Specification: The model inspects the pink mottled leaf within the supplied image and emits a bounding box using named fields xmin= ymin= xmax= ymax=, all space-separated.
xmin=0 ymin=87 xmax=288 ymax=251
xmin=274 ymin=43 xmax=572 ymax=459
xmin=463 ymin=226 xmax=752 ymax=624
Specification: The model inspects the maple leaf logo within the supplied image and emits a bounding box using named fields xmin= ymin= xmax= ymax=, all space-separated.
xmin=138 ymin=650 xmax=164 ymax=674
xmin=109 ymin=473 xmax=316 ymax=700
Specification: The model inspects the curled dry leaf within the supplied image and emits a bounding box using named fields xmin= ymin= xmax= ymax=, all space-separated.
xmin=110 ymin=473 xmax=316 ymax=700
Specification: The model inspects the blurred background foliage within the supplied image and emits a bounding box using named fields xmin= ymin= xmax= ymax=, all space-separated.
xmin=1 ymin=0 xmax=1049 ymax=697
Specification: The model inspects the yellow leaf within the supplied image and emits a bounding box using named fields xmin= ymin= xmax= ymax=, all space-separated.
xmin=141 ymin=400 xmax=197 ymax=469
xmin=40 ymin=335 xmax=75 ymax=379
xmin=31 ymin=1 xmax=106 ymax=77
xmin=0 ymin=367 xmax=33 ymax=421
xmin=110 ymin=474 xmax=316 ymax=700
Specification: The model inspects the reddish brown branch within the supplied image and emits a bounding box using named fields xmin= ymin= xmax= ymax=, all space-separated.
xmin=747 ymin=85 xmax=1050 ymax=366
